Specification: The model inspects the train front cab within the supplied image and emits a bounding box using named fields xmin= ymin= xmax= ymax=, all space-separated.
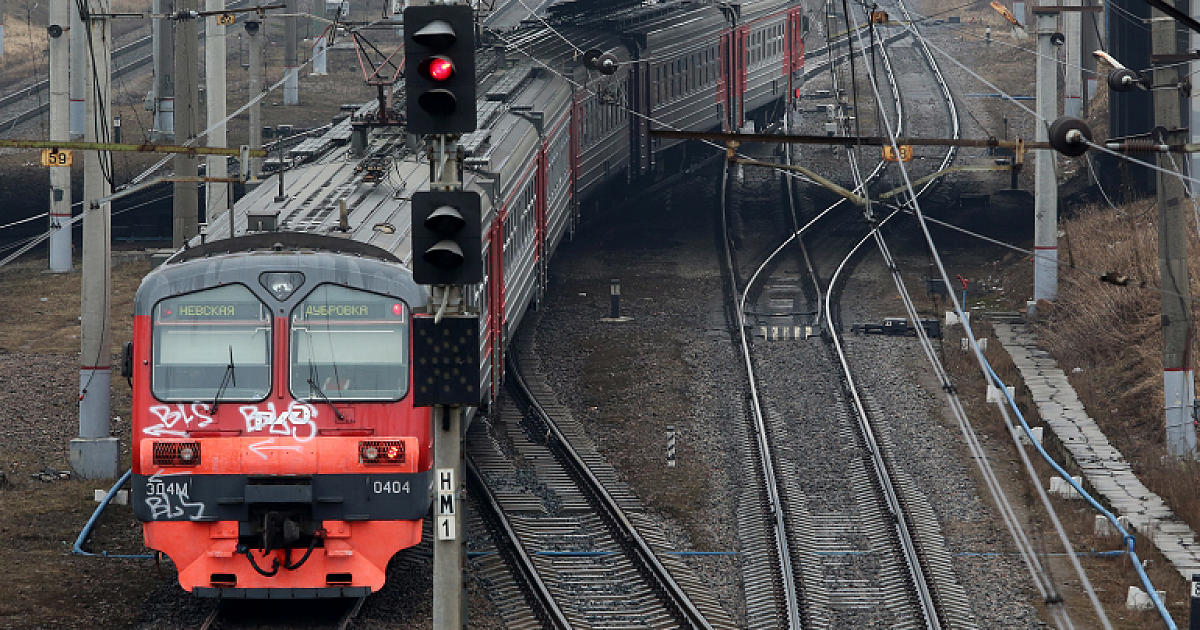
xmin=129 ymin=250 xmax=432 ymax=598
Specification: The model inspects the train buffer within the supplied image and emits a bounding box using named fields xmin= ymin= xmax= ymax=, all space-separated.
xmin=850 ymin=317 xmax=942 ymax=339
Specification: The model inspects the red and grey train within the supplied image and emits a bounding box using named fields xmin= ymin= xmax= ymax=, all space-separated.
xmin=128 ymin=0 xmax=804 ymax=598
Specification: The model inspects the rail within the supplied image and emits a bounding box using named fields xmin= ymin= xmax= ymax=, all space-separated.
xmin=504 ymin=353 xmax=714 ymax=630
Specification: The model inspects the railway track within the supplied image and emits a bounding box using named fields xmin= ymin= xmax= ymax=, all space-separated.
xmin=718 ymin=0 xmax=972 ymax=624
xmin=0 ymin=0 xmax=253 ymax=135
xmin=465 ymin=330 xmax=737 ymax=629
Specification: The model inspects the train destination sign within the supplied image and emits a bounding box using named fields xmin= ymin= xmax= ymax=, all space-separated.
xmin=158 ymin=300 xmax=265 ymax=321
xmin=295 ymin=302 xmax=407 ymax=321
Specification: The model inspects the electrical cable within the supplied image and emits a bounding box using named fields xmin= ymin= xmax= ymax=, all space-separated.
xmin=0 ymin=212 xmax=49 ymax=231
xmin=907 ymin=24 xmax=1200 ymax=189
xmin=855 ymin=16 xmax=1173 ymax=629
xmin=128 ymin=9 xmax=350 ymax=187
xmin=513 ymin=0 xmax=584 ymax=55
xmin=755 ymin=14 xmax=1080 ymax=625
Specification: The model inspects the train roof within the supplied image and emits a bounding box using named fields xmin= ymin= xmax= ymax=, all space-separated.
xmin=135 ymin=233 xmax=428 ymax=316
xmin=194 ymin=0 xmax=794 ymax=267
xmin=199 ymin=44 xmax=571 ymax=265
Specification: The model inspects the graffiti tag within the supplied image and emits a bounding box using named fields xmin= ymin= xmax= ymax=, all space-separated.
xmin=143 ymin=404 xmax=214 ymax=437
xmin=143 ymin=471 xmax=207 ymax=521
xmin=239 ymin=401 xmax=318 ymax=442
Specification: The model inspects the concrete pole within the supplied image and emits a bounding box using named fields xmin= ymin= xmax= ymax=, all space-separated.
xmin=284 ymin=0 xmax=298 ymax=104
xmin=1080 ymin=5 xmax=1098 ymax=115
xmin=70 ymin=0 xmax=85 ymax=138
xmin=173 ymin=0 xmax=200 ymax=247
xmin=1063 ymin=0 xmax=1083 ymax=117
xmin=205 ymin=0 xmax=228 ymax=224
xmin=1 ymin=0 xmax=6 ymax=61
xmin=152 ymin=0 xmax=175 ymax=141
xmin=313 ymin=31 xmax=327 ymax=75
xmin=433 ymin=404 xmax=465 ymax=630
xmin=49 ymin=0 xmax=73 ymax=272
xmin=248 ymin=22 xmax=262 ymax=178
xmin=1152 ymin=4 xmax=1197 ymax=457
xmin=1192 ymin=0 xmax=1200 ymax=183
xmin=72 ymin=1 xmax=118 ymax=480
xmin=1033 ymin=10 xmax=1059 ymax=305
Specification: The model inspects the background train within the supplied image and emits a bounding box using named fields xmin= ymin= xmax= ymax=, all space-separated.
xmin=127 ymin=0 xmax=805 ymax=598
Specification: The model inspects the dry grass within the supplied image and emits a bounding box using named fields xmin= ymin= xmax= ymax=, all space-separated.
xmin=941 ymin=319 xmax=1191 ymax=627
xmin=0 ymin=259 xmax=149 ymax=354
xmin=1037 ymin=201 xmax=1200 ymax=534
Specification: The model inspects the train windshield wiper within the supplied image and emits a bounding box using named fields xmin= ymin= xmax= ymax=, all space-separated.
xmin=209 ymin=346 xmax=237 ymax=413
xmin=306 ymin=376 xmax=345 ymax=421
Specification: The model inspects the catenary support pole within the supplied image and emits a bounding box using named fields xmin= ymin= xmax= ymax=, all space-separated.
xmin=1192 ymin=0 xmax=1200 ymax=202
xmin=152 ymin=0 xmax=175 ymax=141
xmin=1033 ymin=10 xmax=1059 ymax=305
xmin=73 ymin=0 xmax=119 ymax=480
xmin=248 ymin=20 xmax=262 ymax=178
xmin=70 ymin=0 xmax=85 ymax=138
xmin=173 ymin=0 xmax=200 ymax=247
xmin=313 ymin=4 xmax=329 ymax=76
xmin=49 ymin=0 xmax=73 ymax=272
xmin=1152 ymin=0 xmax=1197 ymax=456
xmin=205 ymin=0 xmax=228 ymax=224
xmin=284 ymin=0 xmax=298 ymax=104
xmin=433 ymin=404 xmax=466 ymax=630
xmin=1080 ymin=2 xmax=1098 ymax=115
xmin=1064 ymin=0 xmax=1083 ymax=117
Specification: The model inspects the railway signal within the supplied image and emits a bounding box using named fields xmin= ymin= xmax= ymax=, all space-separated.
xmin=403 ymin=5 xmax=476 ymax=134
xmin=411 ymin=190 xmax=482 ymax=285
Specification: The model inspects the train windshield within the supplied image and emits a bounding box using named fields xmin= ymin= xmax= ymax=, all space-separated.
xmin=151 ymin=284 xmax=272 ymax=401
xmin=290 ymin=285 xmax=409 ymax=401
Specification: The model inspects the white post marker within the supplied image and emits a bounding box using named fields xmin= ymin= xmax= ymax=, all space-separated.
xmin=437 ymin=467 xmax=456 ymax=540
xmin=666 ymin=425 xmax=676 ymax=468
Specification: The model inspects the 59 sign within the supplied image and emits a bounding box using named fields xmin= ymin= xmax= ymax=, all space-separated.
xmin=882 ymin=145 xmax=913 ymax=163
xmin=40 ymin=149 xmax=73 ymax=167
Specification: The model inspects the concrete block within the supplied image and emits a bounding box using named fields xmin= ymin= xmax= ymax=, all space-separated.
xmin=1049 ymin=475 xmax=1083 ymax=499
xmin=987 ymin=384 xmax=1015 ymax=403
xmin=1095 ymin=514 xmax=1115 ymax=536
xmin=94 ymin=489 xmax=129 ymax=505
xmin=69 ymin=437 xmax=121 ymax=480
xmin=1126 ymin=585 xmax=1165 ymax=611
xmin=959 ymin=337 xmax=988 ymax=352
xmin=1019 ymin=426 xmax=1044 ymax=445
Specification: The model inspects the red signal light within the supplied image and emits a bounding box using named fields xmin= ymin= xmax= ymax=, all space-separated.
xmin=424 ymin=56 xmax=455 ymax=82
xmin=392 ymin=303 xmax=403 ymax=316
xmin=360 ymin=440 xmax=406 ymax=465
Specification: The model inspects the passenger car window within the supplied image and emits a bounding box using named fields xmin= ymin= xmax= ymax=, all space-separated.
xmin=290 ymin=284 xmax=410 ymax=401
xmin=152 ymin=284 xmax=272 ymax=401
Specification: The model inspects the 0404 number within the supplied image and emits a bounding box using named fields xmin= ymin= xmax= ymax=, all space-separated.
xmin=373 ymin=480 xmax=410 ymax=494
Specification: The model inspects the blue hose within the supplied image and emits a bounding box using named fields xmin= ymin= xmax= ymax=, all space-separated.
xmin=963 ymin=321 xmax=1177 ymax=629
xmin=72 ymin=469 xmax=156 ymax=559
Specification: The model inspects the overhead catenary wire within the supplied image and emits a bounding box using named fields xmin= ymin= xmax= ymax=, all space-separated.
xmin=856 ymin=15 xmax=1178 ymax=629
xmin=780 ymin=7 xmax=1083 ymax=625
xmin=907 ymin=23 xmax=1200 ymax=192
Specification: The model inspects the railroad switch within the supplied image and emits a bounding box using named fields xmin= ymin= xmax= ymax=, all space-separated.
xmin=850 ymin=317 xmax=942 ymax=339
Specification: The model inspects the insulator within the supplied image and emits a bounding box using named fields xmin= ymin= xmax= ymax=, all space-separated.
xmin=1120 ymin=139 xmax=1159 ymax=153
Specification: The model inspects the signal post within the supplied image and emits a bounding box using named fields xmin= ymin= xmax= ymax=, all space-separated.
xmin=403 ymin=5 xmax=478 ymax=628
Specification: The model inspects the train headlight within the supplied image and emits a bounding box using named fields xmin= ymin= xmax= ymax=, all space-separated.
xmin=153 ymin=441 xmax=202 ymax=467
xmin=259 ymin=272 xmax=305 ymax=301
xmin=360 ymin=440 xmax=405 ymax=465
